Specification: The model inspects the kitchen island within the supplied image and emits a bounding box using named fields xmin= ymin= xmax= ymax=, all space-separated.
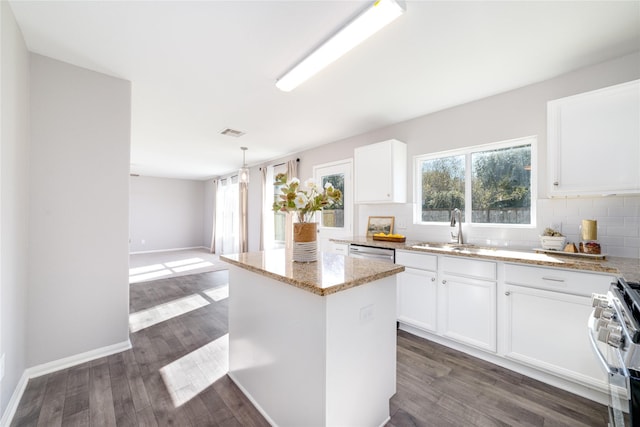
xmin=220 ymin=250 xmax=404 ymax=427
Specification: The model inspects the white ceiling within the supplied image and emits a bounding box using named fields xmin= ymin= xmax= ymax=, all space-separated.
xmin=8 ymin=0 xmax=640 ymax=180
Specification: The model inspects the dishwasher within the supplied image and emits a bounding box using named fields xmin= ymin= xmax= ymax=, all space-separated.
xmin=348 ymin=244 xmax=395 ymax=264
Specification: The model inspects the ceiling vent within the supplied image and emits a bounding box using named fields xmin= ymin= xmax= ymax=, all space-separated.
xmin=220 ymin=128 xmax=245 ymax=138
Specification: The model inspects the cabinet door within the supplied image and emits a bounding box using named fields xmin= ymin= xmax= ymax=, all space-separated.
xmin=354 ymin=140 xmax=406 ymax=203
xmin=397 ymin=268 xmax=437 ymax=333
xmin=440 ymin=275 xmax=496 ymax=352
xmin=327 ymin=242 xmax=348 ymax=255
xmin=548 ymin=79 xmax=640 ymax=197
xmin=503 ymin=285 xmax=607 ymax=390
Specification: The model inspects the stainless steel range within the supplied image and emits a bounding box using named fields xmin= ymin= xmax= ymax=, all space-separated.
xmin=590 ymin=278 xmax=640 ymax=427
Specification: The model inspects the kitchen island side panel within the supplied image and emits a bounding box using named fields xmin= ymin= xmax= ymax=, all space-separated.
xmin=227 ymin=264 xmax=397 ymax=427
xmin=228 ymin=265 xmax=327 ymax=426
xmin=325 ymin=275 xmax=397 ymax=427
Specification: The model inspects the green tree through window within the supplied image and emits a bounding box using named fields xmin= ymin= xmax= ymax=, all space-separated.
xmin=417 ymin=137 xmax=535 ymax=225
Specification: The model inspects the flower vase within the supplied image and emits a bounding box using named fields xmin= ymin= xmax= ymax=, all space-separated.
xmin=292 ymin=222 xmax=317 ymax=262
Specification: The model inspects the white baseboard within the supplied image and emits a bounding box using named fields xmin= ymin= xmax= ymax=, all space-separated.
xmin=129 ymin=246 xmax=209 ymax=255
xmin=0 ymin=339 xmax=131 ymax=427
xmin=27 ymin=339 xmax=132 ymax=379
xmin=228 ymin=372 xmax=278 ymax=427
xmin=0 ymin=371 xmax=28 ymax=427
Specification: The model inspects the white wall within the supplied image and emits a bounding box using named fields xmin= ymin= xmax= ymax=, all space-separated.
xmin=27 ymin=54 xmax=131 ymax=367
xmin=249 ymin=52 xmax=640 ymax=258
xmin=0 ymin=1 xmax=30 ymax=417
xmin=129 ymin=175 xmax=206 ymax=252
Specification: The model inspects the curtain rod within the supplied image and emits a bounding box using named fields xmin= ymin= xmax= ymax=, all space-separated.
xmin=260 ymin=158 xmax=300 ymax=171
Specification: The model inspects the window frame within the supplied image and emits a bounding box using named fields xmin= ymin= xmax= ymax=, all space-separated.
xmin=414 ymin=136 xmax=537 ymax=228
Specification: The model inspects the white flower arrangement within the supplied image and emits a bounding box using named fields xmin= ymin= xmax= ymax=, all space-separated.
xmin=272 ymin=174 xmax=342 ymax=223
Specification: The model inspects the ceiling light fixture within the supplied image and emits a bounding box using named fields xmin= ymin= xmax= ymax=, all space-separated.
xmin=238 ymin=147 xmax=249 ymax=184
xmin=275 ymin=0 xmax=405 ymax=92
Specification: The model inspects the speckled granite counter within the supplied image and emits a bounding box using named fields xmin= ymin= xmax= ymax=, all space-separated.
xmin=220 ymin=249 xmax=404 ymax=296
xmin=334 ymin=237 xmax=640 ymax=282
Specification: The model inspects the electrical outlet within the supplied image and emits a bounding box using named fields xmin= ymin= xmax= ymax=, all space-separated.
xmin=141 ymin=239 xmax=145 ymax=245
xmin=359 ymin=304 xmax=375 ymax=323
xmin=397 ymin=219 xmax=407 ymax=230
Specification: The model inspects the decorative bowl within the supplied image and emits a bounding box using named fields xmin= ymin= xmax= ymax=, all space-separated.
xmin=539 ymin=235 xmax=567 ymax=250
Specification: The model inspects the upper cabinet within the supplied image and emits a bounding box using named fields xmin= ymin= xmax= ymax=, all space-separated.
xmin=354 ymin=139 xmax=407 ymax=203
xmin=547 ymin=79 xmax=640 ymax=197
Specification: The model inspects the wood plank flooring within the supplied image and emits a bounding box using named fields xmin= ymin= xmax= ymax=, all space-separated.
xmin=11 ymin=270 xmax=608 ymax=426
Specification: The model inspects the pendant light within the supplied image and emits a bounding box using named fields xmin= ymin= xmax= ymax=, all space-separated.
xmin=238 ymin=147 xmax=249 ymax=184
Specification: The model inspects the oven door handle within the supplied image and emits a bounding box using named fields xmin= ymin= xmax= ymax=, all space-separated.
xmin=588 ymin=318 xmax=618 ymax=375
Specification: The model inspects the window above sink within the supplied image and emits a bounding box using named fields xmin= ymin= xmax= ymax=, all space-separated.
xmin=414 ymin=135 xmax=537 ymax=228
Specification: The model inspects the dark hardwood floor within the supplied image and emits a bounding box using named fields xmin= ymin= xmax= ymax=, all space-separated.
xmin=11 ymin=270 xmax=607 ymax=426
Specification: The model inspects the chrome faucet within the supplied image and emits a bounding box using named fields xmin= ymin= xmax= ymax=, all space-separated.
xmin=450 ymin=208 xmax=463 ymax=244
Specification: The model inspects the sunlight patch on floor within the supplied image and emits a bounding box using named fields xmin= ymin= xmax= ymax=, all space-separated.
xmin=173 ymin=261 xmax=214 ymax=273
xmin=160 ymin=334 xmax=229 ymax=407
xmin=129 ymin=264 xmax=166 ymax=275
xmin=129 ymin=294 xmax=210 ymax=333
xmin=165 ymin=257 xmax=205 ymax=268
xmin=203 ymin=284 xmax=229 ymax=302
xmin=129 ymin=256 xmax=215 ymax=283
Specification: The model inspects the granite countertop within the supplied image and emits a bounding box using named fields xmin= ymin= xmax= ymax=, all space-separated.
xmin=220 ymin=249 xmax=404 ymax=297
xmin=334 ymin=237 xmax=640 ymax=283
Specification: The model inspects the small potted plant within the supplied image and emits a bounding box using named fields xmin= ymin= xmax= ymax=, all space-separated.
xmin=540 ymin=227 xmax=566 ymax=250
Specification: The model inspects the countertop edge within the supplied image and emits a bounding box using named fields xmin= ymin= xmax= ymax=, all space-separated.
xmin=220 ymin=254 xmax=404 ymax=296
xmin=333 ymin=237 xmax=639 ymax=282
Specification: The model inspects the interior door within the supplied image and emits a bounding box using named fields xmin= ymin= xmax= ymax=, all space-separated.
xmin=313 ymin=159 xmax=353 ymax=252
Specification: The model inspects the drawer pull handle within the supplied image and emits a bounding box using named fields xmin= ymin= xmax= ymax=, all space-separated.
xmin=505 ymin=291 xmax=511 ymax=296
xmin=442 ymin=280 xmax=447 ymax=284
xmin=431 ymin=277 xmax=436 ymax=282
xmin=542 ymin=276 xmax=565 ymax=283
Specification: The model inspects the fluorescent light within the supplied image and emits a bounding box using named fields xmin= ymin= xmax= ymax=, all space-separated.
xmin=276 ymin=0 xmax=405 ymax=92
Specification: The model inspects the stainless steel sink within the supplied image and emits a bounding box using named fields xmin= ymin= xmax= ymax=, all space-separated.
xmin=411 ymin=242 xmax=544 ymax=261
xmin=411 ymin=242 xmax=480 ymax=252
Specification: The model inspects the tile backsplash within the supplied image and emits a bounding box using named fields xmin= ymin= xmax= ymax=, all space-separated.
xmin=357 ymin=195 xmax=640 ymax=259
xmin=539 ymin=195 xmax=639 ymax=259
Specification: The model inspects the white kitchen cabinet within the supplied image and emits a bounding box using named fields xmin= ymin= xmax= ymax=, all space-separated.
xmin=354 ymin=139 xmax=406 ymax=203
xmin=502 ymin=263 xmax=612 ymax=390
xmin=396 ymin=250 xmax=438 ymax=332
xmin=439 ymin=256 xmax=497 ymax=352
xmin=327 ymin=241 xmax=349 ymax=256
xmin=547 ymin=79 xmax=640 ymax=197
xmin=397 ymin=268 xmax=437 ymax=332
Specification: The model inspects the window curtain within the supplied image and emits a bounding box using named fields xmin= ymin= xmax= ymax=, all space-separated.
xmin=215 ymin=177 xmax=240 ymax=254
xmin=239 ymin=180 xmax=248 ymax=253
xmin=284 ymin=159 xmax=299 ymax=249
xmin=259 ymin=166 xmax=268 ymax=251
xmin=287 ymin=159 xmax=298 ymax=180
xmin=209 ymin=179 xmax=218 ymax=253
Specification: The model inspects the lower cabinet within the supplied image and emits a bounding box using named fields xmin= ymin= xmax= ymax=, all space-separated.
xmin=396 ymin=250 xmax=438 ymax=333
xmin=397 ymin=267 xmax=437 ymax=332
xmin=327 ymin=242 xmax=349 ymax=255
xmin=440 ymin=274 xmax=497 ymax=352
xmin=440 ymin=256 xmax=497 ymax=352
xmin=502 ymin=263 xmax=612 ymax=390
xmin=395 ymin=250 xmax=614 ymax=400
xmin=396 ymin=251 xmax=497 ymax=351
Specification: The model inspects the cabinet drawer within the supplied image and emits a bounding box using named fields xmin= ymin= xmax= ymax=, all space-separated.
xmin=504 ymin=263 xmax=614 ymax=296
xmin=331 ymin=242 xmax=348 ymax=255
xmin=395 ymin=250 xmax=437 ymax=271
xmin=441 ymin=256 xmax=496 ymax=281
